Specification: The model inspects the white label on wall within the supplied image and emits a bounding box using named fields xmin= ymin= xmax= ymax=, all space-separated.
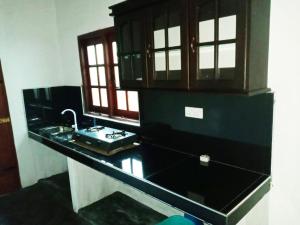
xmin=185 ymin=107 xmax=204 ymax=119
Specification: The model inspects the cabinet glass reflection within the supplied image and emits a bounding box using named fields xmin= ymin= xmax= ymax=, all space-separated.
xmin=121 ymin=158 xmax=144 ymax=178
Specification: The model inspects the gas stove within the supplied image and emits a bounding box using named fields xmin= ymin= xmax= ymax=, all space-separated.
xmin=71 ymin=126 xmax=137 ymax=156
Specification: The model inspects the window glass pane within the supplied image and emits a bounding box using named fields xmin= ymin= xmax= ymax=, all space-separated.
xmin=132 ymin=159 xmax=143 ymax=178
xmin=114 ymin=66 xmax=120 ymax=88
xmin=128 ymin=91 xmax=139 ymax=112
xmin=91 ymin=88 xmax=100 ymax=106
xmin=154 ymin=51 xmax=166 ymax=71
xmin=132 ymin=54 xmax=143 ymax=81
xmin=132 ymin=20 xmax=144 ymax=52
xmin=45 ymin=88 xmax=52 ymax=101
xmin=87 ymin=45 xmax=96 ymax=65
xmin=100 ymin=88 xmax=108 ymax=107
xmin=199 ymin=46 xmax=214 ymax=69
xmin=96 ymin=44 xmax=104 ymax=65
xmin=121 ymin=158 xmax=131 ymax=174
xmin=198 ymin=0 xmax=215 ymax=43
xmin=121 ymin=23 xmax=131 ymax=52
xmin=168 ymin=8 xmax=180 ymax=27
xmin=154 ymin=29 xmax=165 ymax=49
xmin=168 ymin=26 xmax=181 ymax=47
xmin=169 ymin=49 xmax=181 ymax=71
xmin=117 ymin=90 xmax=127 ymax=110
xmin=219 ymin=0 xmax=238 ymax=18
xmin=199 ymin=19 xmax=215 ymax=43
xmin=89 ymin=67 xmax=98 ymax=86
xmin=98 ymin=66 xmax=106 ymax=86
xmin=112 ymin=42 xmax=118 ymax=64
xmin=121 ymin=55 xmax=133 ymax=80
xmin=219 ymin=15 xmax=236 ymax=40
xmin=154 ymin=12 xmax=167 ymax=30
xmin=218 ymin=43 xmax=236 ymax=68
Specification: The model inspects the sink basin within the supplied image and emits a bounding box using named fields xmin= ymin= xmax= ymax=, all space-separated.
xmin=53 ymin=132 xmax=74 ymax=142
xmin=39 ymin=126 xmax=74 ymax=136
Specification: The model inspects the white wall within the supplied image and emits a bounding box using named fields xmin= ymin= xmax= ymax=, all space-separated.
xmin=0 ymin=0 xmax=68 ymax=187
xmin=268 ymin=0 xmax=300 ymax=224
xmin=54 ymin=0 xmax=123 ymax=86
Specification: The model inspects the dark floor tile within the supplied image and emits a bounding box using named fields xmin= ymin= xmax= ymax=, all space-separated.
xmin=0 ymin=173 xmax=166 ymax=225
xmin=78 ymin=192 xmax=166 ymax=225
xmin=0 ymin=173 xmax=89 ymax=225
xmin=38 ymin=172 xmax=72 ymax=206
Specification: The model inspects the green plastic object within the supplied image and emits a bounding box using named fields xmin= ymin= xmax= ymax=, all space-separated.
xmin=156 ymin=215 xmax=195 ymax=225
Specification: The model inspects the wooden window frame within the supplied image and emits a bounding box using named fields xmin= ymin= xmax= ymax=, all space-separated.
xmin=78 ymin=27 xmax=139 ymax=120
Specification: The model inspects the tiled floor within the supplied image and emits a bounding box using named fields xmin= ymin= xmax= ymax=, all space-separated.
xmin=79 ymin=192 xmax=166 ymax=225
xmin=0 ymin=173 xmax=88 ymax=225
xmin=0 ymin=173 xmax=166 ymax=225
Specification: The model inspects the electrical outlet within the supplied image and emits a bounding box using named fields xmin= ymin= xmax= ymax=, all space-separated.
xmin=185 ymin=107 xmax=204 ymax=119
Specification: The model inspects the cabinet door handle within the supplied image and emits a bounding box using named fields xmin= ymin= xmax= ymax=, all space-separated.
xmin=146 ymin=44 xmax=151 ymax=58
xmin=190 ymin=37 xmax=196 ymax=53
xmin=0 ymin=117 xmax=10 ymax=124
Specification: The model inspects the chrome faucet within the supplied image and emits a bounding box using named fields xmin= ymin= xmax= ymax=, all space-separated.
xmin=61 ymin=109 xmax=78 ymax=132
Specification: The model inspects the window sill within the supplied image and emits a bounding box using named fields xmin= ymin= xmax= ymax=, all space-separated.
xmin=84 ymin=112 xmax=140 ymax=127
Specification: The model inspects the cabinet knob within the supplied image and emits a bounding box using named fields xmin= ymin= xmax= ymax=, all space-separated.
xmin=147 ymin=44 xmax=152 ymax=58
xmin=190 ymin=37 xmax=196 ymax=53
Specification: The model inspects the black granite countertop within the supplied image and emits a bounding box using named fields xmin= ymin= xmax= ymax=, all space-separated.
xmin=28 ymin=125 xmax=270 ymax=225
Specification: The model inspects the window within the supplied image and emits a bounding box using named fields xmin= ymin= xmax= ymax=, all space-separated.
xmin=78 ymin=27 xmax=139 ymax=120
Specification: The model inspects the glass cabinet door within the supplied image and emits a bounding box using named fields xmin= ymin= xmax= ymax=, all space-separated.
xmin=131 ymin=19 xmax=145 ymax=82
xmin=218 ymin=0 xmax=239 ymax=80
xmin=116 ymin=11 xmax=147 ymax=88
xmin=190 ymin=0 xmax=246 ymax=90
xmin=148 ymin=0 xmax=188 ymax=88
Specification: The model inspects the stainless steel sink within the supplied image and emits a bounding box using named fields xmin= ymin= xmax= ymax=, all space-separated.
xmin=39 ymin=126 xmax=74 ymax=136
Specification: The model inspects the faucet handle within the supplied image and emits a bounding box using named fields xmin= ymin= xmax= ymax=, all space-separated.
xmin=71 ymin=124 xmax=78 ymax=131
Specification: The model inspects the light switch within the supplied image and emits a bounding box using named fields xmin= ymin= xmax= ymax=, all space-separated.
xmin=185 ymin=107 xmax=204 ymax=119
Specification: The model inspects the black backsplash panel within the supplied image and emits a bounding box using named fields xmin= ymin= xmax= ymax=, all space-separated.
xmin=23 ymin=86 xmax=91 ymax=128
xmin=23 ymin=86 xmax=273 ymax=174
xmin=140 ymin=90 xmax=274 ymax=147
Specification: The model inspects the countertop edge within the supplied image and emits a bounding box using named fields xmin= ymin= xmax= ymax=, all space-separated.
xmin=227 ymin=176 xmax=271 ymax=225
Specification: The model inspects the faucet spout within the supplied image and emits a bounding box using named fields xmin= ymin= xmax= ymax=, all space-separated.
xmin=61 ymin=109 xmax=78 ymax=132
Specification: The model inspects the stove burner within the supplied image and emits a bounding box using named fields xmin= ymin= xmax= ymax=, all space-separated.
xmin=105 ymin=130 xmax=126 ymax=139
xmin=86 ymin=126 xmax=105 ymax=132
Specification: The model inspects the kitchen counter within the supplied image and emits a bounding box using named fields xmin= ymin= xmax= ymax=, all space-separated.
xmin=28 ymin=125 xmax=270 ymax=225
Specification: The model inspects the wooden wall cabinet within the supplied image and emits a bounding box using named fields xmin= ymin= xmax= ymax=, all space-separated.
xmin=110 ymin=0 xmax=270 ymax=93
xmin=189 ymin=0 xmax=270 ymax=93
xmin=115 ymin=10 xmax=148 ymax=89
